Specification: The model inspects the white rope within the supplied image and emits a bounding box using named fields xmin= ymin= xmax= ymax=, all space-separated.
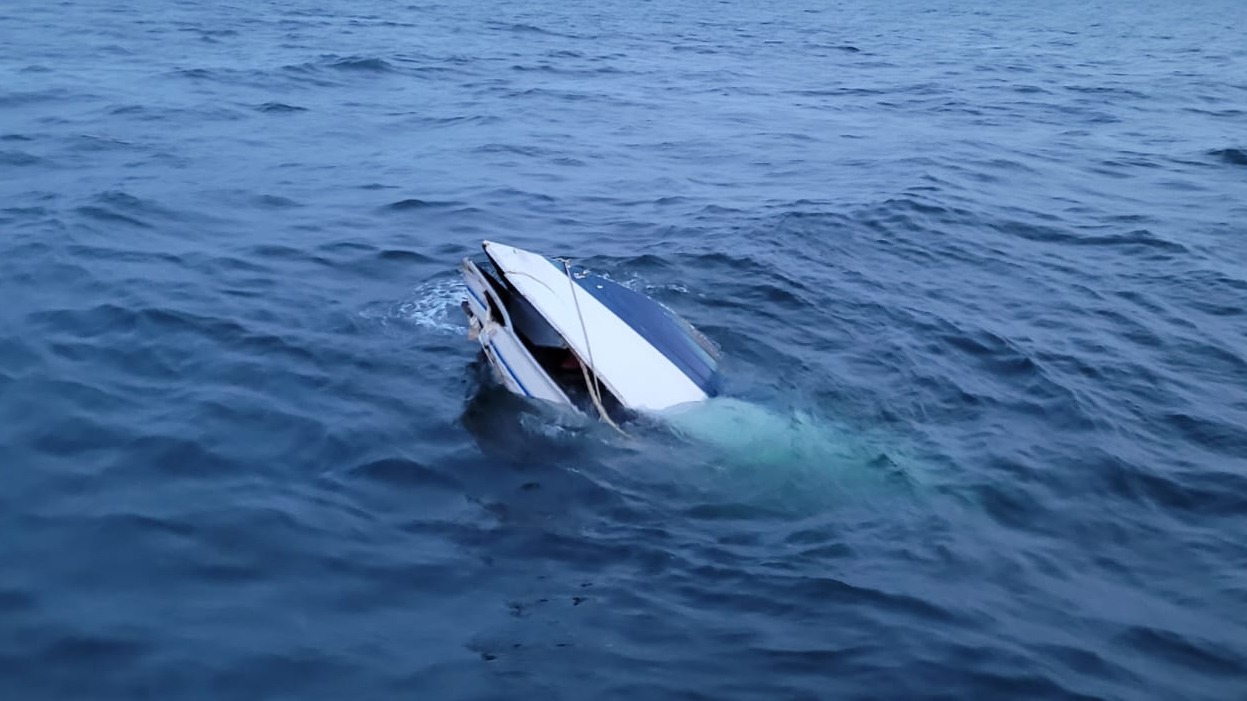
xmin=561 ymin=258 xmax=627 ymax=435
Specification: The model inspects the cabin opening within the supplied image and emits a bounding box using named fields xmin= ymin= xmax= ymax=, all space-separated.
xmin=480 ymin=260 xmax=625 ymax=419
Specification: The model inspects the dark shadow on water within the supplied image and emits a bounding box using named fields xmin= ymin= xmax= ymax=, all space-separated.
xmin=458 ymin=357 xmax=601 ymax=468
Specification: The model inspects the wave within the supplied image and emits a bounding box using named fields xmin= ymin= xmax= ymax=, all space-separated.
xmin=0 ymin=150 xmax=41 ymax=166
xmin=383 ymin=198 xmax=466 ymax=211
xmin=360 ymin=277 xmax=467 ymax=335
xmin=326 ymin=56 xmax=395 ymax=72
xmin=488 ymin=22 xmax=584 ymax=39
xmin=256 ymin=102 xmax=307 ymax=113
xmin=1210 ymin=147 xmax=1247 ymax=166
xmin=991 ymin=220 xmax=1189 ymax=254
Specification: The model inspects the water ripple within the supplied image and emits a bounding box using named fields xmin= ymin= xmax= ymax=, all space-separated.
xmin=3 ymin=0 xmax=1247 ymax=698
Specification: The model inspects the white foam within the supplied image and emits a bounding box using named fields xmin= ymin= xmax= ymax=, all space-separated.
xmin=608 ymin=271 xmax=691 ymax=296
xmin=361 ymin=277 xmax=468 ymax=335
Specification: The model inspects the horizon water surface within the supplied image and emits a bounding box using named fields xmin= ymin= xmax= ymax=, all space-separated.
xmin=3 ymin=0 xmax=1247 ymax=699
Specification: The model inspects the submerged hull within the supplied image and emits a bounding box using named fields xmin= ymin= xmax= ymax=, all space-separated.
xmin=460 ymin=241 xmax=719 ymax=418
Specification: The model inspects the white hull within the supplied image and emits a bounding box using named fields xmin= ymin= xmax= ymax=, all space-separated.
xmin=460 ymin=241 xmax=720 ymax=420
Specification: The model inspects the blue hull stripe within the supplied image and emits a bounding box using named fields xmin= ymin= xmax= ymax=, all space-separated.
xmin=488 ymin=341 xmax=531 ymax=398
xmin=465 ymin=285 xmax=487 ymax=311
xmin=465 ymin=283 xmax=532 ymax=397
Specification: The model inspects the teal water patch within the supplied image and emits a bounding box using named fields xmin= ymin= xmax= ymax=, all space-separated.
xmin=652 ymin=397 xmax=917 ymax=507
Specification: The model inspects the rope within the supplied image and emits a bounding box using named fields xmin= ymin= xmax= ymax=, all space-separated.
xmin=495 ymin=268 xmax=558 ymax=296
xmin=561 ymin=258 xmax=627 ymax=435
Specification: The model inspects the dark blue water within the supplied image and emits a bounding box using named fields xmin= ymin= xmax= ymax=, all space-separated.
xmin=4 ymin=0 xmax=1247 ymax=698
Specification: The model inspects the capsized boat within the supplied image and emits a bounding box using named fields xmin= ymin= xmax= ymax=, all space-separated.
xmin=460 ymin=241 xmax=720 ymax=420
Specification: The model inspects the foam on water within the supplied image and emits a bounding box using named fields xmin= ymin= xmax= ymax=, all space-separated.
xmin=361 ymin=276 xmax=467 ymax=334
xmin=654 ymin=396 xmax=912 ymax=498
